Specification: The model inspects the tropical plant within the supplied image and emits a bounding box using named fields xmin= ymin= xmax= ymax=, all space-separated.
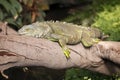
xmin=92 ymin=4 xmax=120 ymax=41
xmin=0 ymin=0 xmax=22 ymax=28
xmin=0 ymin=0 xmax=46 ymax=29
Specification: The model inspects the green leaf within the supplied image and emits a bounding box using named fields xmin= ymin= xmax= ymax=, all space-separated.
xmin=0 ymin=0 xmax=11 ymax=12
xmin=0 ymin=0 xmax=17 ymax=18
xmin=5 ymin=18 xmax=16 ymax=26
xmin=8 ymin=0 xmax=22 ymax=13
xmin=16 ymin=18 xmax=23 ymax=28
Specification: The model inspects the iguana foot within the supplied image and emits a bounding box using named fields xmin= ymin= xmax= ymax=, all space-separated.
xmin=62 ymin=47 xmax=70 ymax=58
xmin=82 ymin=38 xmax=100 ymax=47
xmin=92 ymin=38 xmax=100 ymax=43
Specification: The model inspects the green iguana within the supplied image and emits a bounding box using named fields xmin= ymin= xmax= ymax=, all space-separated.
xmin=18 ymin=21 xmax=102 ymax=58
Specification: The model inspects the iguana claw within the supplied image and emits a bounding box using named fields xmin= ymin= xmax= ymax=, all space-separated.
xmin=62 ymin=47 xmax=70 ymax=58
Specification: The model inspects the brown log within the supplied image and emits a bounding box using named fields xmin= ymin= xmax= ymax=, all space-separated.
xmin=0 ymin=22 xmax=120 ymax=78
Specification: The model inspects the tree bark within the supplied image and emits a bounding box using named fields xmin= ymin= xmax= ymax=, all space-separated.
xmin=0 ymin=22 xmax=120 ymax=78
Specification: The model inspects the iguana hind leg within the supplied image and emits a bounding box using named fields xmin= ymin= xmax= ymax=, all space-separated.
xmin=81 ymin=37 xmax=100 ymax=47
xmin=81 ymin=30 xmax=100 ymax=47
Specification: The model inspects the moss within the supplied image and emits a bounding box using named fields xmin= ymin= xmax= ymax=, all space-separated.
xmin=92 ymin=5 xmax=120 ymax=41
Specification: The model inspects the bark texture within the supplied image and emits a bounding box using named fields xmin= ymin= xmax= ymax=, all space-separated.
xmin=0 ymin=22 xmax=120 ymax=78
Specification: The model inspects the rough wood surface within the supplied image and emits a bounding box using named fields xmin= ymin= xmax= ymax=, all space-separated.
xmin=0 ymin=22 xmax=120 ymax=78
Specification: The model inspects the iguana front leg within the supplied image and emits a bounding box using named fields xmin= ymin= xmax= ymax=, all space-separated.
xmin=58 ymin=39 xmax=70 ymax=58
xmin=49 ymin=34 xmax=70 ymax=58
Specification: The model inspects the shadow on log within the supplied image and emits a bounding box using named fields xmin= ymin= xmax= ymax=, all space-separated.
xmin=0 ymin=22 xmax=120 ymax=79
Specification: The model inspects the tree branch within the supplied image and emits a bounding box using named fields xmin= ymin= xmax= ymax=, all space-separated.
xmin=0 ymin=22 xmax=119 ymax=78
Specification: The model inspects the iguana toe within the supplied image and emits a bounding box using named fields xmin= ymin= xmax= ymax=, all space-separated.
xmin=92 ymin=38 xmax=100 ymax=43
xmin=63 ymin=47 xmax=70 ymax=58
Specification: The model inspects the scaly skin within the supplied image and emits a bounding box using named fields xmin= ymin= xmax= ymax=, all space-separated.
xmin=18 ymin=21 xmax=102 ymax=58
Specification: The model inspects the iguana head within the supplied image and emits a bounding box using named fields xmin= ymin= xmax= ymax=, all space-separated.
xmin=18 ymin=22 xmax=52 ymax=38
xmin=18 ymin=25 xmax=35 ymax=35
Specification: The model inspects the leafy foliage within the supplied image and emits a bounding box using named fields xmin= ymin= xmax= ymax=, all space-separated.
xmin=63 ymin=4 xmax=94 ymax=26
xmin=0 ymin=0 xmax=22 ymax=28
xmin=20 ymin=0 xmax=47 ymax=25
xmin=0 ymin=0 xmax=46 ymax=29
xmin=64 ymin=68 xmax=113 ymax=80
xmin=92 ymin=3 xmax=120 ymax=41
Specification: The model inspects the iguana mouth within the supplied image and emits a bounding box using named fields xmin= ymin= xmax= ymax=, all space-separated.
xmin=18 ymin=30 xmax=25 ymax=35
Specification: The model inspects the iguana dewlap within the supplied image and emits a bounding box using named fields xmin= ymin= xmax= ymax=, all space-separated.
xmin=18 ymin=21 xmax=102 ymax=58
